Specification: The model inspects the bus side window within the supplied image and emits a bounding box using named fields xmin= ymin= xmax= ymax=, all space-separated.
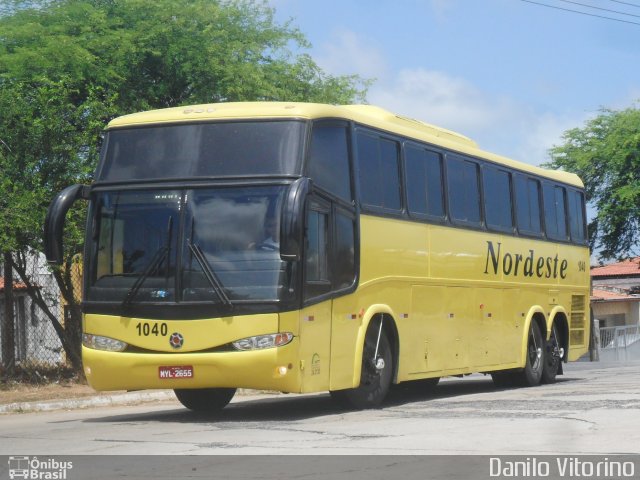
xmin=357 ymin=132 xmax=402 ymax=212
xmin=568 ymin=189 xmax=587 ymax=243
xmin=483 ymin=165 xmax=513 ymax=232
xmin=305 ymin=205 xmax=331 ymax=299
xmin=333 ymin=209 xmax=356 ymax=290
xmin=307 ymin=123 xmax=352 ymax=202
xmin=543 ymin=183 xmax=569 ymax=241
xmin=304 ymin=203 xmax=356 ymax=300
xmin=515 ymin=174 xmax=542 ymax=236
xmin=405 ymin=144 xmax=445 ymax=219
xmin=447 ymin=155 xmax=481 ymax=226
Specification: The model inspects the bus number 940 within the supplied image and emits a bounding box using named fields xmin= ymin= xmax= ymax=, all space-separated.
xmin=136 ymin=322 xmax=168 ymax=337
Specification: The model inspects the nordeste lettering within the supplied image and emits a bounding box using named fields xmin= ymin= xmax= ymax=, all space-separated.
xmin=484 ymin=241 xmax=568 ymax=279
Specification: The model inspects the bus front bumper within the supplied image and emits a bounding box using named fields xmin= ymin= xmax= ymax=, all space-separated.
xmin=82 ymin=342 xmax=301 ymax=393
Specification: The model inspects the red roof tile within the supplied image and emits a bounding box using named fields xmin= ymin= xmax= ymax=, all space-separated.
xmin=591 ymin=288 xmax=638 ymax=301
xmin=0 ymin=278 xmax=28 ymax=292
xmin=591 ymin=257 xmax=640 ymax=277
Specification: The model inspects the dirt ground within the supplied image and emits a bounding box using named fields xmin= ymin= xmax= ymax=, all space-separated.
xmin=0 ymin=381 xmax=268 ymax=406
xmin=0 ymin=381 xmax=111 ymax=405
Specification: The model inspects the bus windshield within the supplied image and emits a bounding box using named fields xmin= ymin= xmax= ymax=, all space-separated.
xmin=98 ymin=121 xmax=305 ymax=182
xmin=87 ymin=186 xmax=289 ymax=307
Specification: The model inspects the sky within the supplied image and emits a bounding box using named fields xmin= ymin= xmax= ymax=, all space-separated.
xmin=270 ymin=0 xmax=640 ymax=167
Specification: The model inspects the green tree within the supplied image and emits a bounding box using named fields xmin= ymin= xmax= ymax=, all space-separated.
xmin=546 ymin=105 xmax=640 ymax=260
xmin=0 ymin=78 xmax=111 ymax=371
xmin=0 ymin=0 xmax=368 ymax=373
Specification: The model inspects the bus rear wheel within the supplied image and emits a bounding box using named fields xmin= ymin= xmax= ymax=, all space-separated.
xmin=174 ymin=387 xmax=236 ymax=412
xmin=541 ymin=323 xmax=562 ymax=384
xmin=331 ymin=321 xmax=393 ymax=409
xmin=514 ymin=321 xmax=545 ymax=387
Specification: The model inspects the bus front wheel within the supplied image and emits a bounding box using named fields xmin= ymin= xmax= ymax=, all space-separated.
xmin=331 ymin=322 xmax=393 ymax=409
xmin=174 ymin=387 xmax=236 ymax=412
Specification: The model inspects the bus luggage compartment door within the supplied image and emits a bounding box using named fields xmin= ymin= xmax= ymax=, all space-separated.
xmin=409 ymin=286 xmax=469 ymax=374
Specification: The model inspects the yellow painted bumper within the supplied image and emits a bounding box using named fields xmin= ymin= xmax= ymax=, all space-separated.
xmin=82 ymin=341 xmax=301 ymax=392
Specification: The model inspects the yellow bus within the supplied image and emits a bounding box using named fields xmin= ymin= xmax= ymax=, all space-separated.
xmin=45 ymin=102 xmax=590 ymax=410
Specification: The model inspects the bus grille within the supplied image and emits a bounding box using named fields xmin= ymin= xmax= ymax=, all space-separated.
xmin=570 ymin=294 xmax=587 ymax=346
xmin=571 ymin=312 xmax=584 ymax=330
xmin=571 ymin=294 xmax=586 ymax=312
xmin=570 ymin=330 xmax=585 ymax=346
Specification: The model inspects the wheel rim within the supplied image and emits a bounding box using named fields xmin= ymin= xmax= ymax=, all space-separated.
xmin=529 ymin=327 xmax=542 ymax=371
xmin=546 ymin=325 xmax=561 ymax=370
xmin=362 ymin=335 xmax=386 ymax=387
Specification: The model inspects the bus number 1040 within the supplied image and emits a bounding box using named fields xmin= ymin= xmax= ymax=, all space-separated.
xmin=136 ymin=322 xmax=168 ymax=337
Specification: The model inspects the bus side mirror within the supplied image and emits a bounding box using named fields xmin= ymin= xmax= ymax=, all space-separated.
xmin=44 ymin=184 xmax=91 ymax=265
xmin=280 ymin=178 xmax=311 ymax=262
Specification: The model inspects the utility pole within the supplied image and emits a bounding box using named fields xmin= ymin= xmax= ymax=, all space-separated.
xmin=589 ymin=276 xmax=599 ymax=362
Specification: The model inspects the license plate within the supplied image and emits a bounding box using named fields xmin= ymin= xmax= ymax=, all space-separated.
xmin=159 ymin=366 xmax=194 ymax=379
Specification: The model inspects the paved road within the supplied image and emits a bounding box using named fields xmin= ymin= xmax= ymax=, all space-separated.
xmin=1 ymin=361 xmax=640 ymax=455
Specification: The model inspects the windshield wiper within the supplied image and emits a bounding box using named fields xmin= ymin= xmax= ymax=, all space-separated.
xmin=122 ymin=246 xmax=170 ymax=307
xmin=122 ymin=216 xmax=173 ymax=307
xmin=188 ymin=242 xmax=233 ymax=308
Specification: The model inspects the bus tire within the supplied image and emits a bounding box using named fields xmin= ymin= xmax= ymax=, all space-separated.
xmin=331 ymin=324 xmax=393 ymax=409
xmin=514 ymin=321 xmax=545 ymax=387
xmin=541 ymin=323 xmax=562 ymax=384
xmin=174 ymin=387 xmax=236 ymax=412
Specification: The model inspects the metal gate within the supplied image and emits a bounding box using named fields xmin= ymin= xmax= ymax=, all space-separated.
xmin=599 ymin=325 xmax=640 ymax=361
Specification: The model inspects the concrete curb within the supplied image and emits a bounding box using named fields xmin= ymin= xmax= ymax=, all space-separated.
xmin=0 ymin=388 xmax=279 ymax=414
xmin=0 ymin=390 xmax=176 ymax=414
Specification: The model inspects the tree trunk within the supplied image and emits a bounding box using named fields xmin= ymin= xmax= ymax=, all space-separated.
xmin=2 ymin=252 xmax=16 ymax=375
xmin=63 ymin=304 xmax=83 ymax=372
xmin=11 ymin=255 xmax=83 ymax=373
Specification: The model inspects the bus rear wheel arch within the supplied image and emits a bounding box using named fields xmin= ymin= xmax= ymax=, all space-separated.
xmin=492 ymin=316 xmax=546 ymax=388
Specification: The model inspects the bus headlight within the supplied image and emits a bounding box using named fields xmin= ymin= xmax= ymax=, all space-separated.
xmin=232 ymin=333 xmax=294 ymax=351
xmin=83 ymin=333 xmax=128 ymax=352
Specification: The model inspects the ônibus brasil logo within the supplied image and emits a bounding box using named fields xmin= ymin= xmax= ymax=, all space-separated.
xmin=8 ymin=456 xmax=72 ymax=480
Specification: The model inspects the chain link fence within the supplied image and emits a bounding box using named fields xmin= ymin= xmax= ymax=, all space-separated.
xmin=1 ymin=253 xmax=82 ymax=380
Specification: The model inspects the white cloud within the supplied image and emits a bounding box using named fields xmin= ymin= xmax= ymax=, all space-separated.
xmin=313 ymin=30 xmax=588 ymax=166
xmin=314 ymin=29 xmax=387 ymax=79
xmin=370 ymin=68 xmax=515 ymax=134
xmin=513 ymin=112 xmax=588 ymax=166
xmin=609 ymin=87 xmax=640 ymax=111
xmin=367 ymin=68 xmax=591 ymax=166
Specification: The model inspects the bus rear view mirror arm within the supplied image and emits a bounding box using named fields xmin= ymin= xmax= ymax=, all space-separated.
xmin=44 ymin=184 xmax=91 ymax=265
xmin=280 ymin=177 xmax=311 ymax=262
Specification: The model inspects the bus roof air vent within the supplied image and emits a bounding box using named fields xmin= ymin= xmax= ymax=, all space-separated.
xmin=341 ymin=104 xmax=479 ymax=149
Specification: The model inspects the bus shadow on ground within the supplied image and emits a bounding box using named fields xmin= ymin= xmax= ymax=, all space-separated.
xmin=387 ymin=375 xmax=577 ymax=405
xmin=84 ymin=375 xmax=579 ymax=425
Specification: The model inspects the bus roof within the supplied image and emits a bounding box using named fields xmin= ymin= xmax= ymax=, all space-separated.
xmin=107 ymin=102 xmax=583 ymax=188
